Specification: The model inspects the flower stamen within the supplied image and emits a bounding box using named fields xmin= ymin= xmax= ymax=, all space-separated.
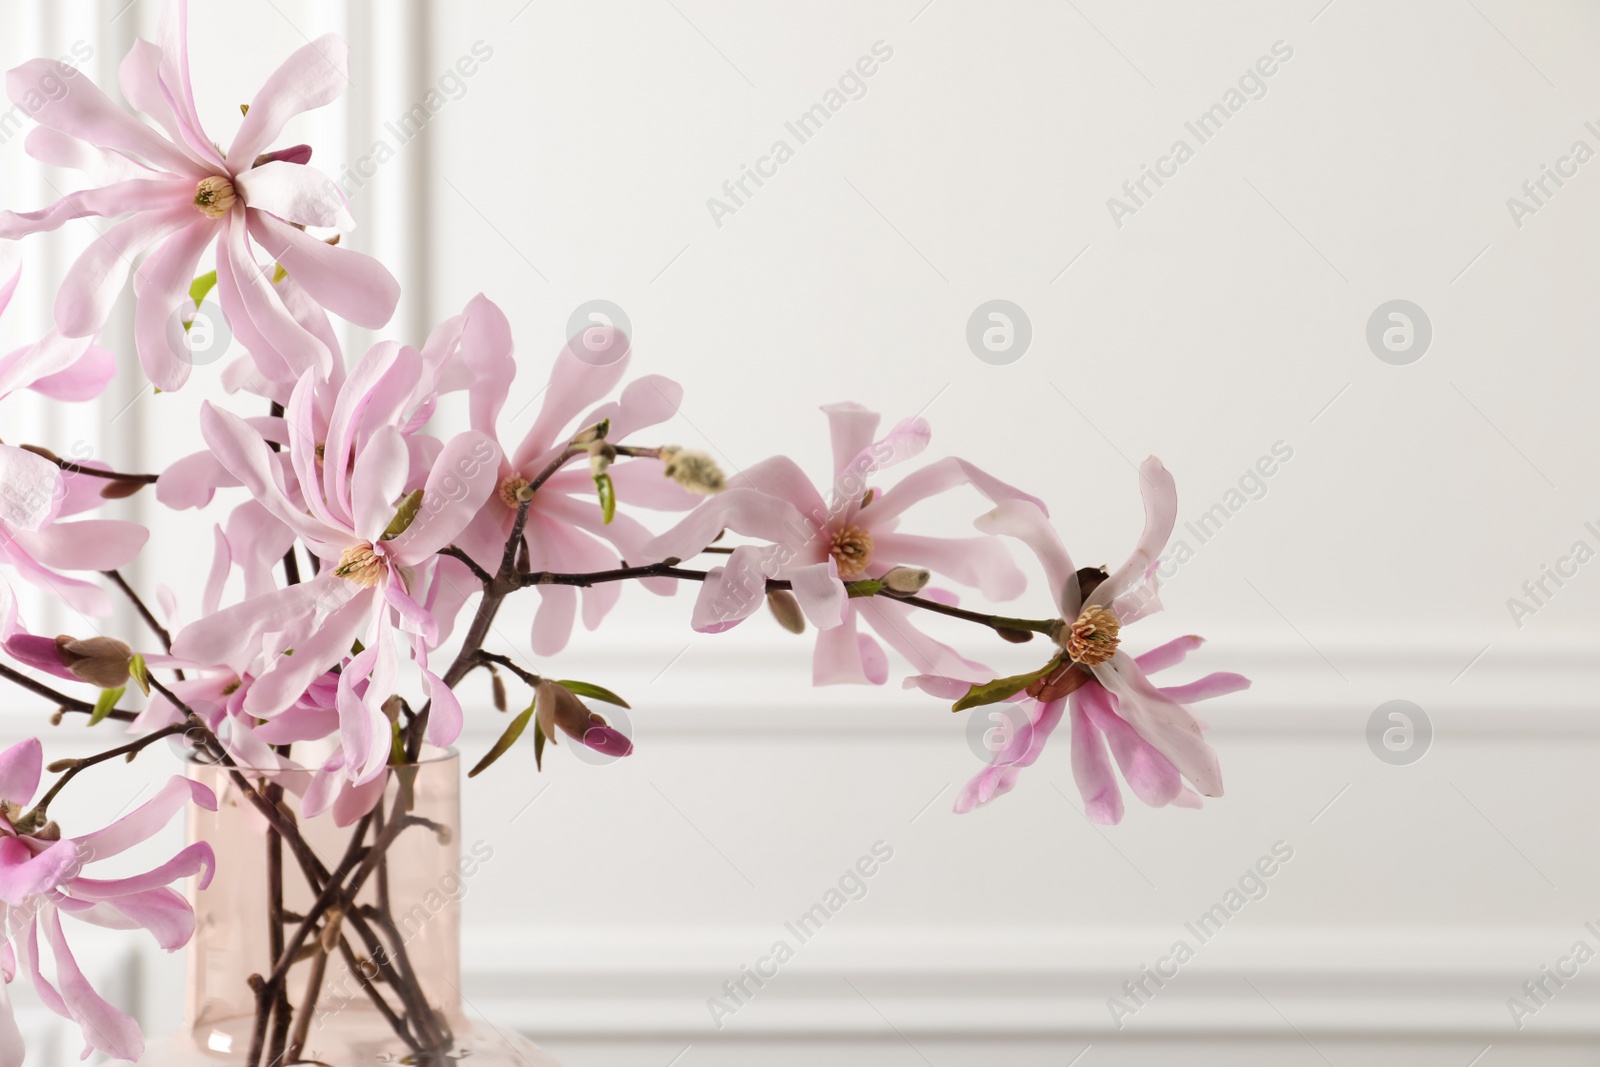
xmin=193 ymin=175 xmax=237 ymax=219
xmin=829 ymin=524 xmax=874 ymax=580
xmin=334 ymin=543 xmax=384 ymax=588
xmin=498 ymin=475 xmax=530 ymax=509
xmin=1063 ymin=604 xmax=1120 ymax=666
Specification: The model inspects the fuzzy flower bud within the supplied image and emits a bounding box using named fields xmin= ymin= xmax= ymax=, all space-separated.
xmin=570 ymin=420 xmax=609 ymax=447
xmin=881 ymin=566 xmax=930 ymax=594
xmin=588 ymin=441 xmax=617 ymax=477
xmin=55 ymin=636 xmax=135 ymax=689
xmin=535 ymin=681 xmax=634 ymax=758
xmin=659 ymin=447 xmax=725 ymax=495
xmin=766 ymin=590 xmax=806 ymax=634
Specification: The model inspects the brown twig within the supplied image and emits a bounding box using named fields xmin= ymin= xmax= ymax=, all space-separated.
xmin=102 ymin=569 xmax=175 ymax=652
xmin=0 ymin=663 xmax=136 ymax=721
xmin=19 ymin=723 xmax=185 ymax=829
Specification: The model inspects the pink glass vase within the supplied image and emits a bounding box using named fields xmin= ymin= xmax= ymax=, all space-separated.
xmin=136 ymin=749 xmax=558 ymax=1066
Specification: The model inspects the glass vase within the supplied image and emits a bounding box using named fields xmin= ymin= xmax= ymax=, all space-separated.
xmin=134 ymin=749 xmax=559 ymax=1066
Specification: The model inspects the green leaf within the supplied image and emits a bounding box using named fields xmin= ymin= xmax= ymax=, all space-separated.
xmin=88 ymin=687 xmax=125 ymax=726
xmin=951 ymin=658 xmax=1063 ymax=713
xmin=271 ymin=263 xmax=288 ymax=284
xmin=468 ymin=701 xmax=535 ymax=778
xmin=533 ymin=720 xmax=547 ymax=771
xmin=555 ymin=679 xmax=630 ymax=709
xmin=381 ymin=489 xmax=425 ymax=540
xmin=389 ymin=718 xmax=406 ymax=767
xmin=594 ymin=472 xmax=615 ymax=525
xmin=127 ymin=654 xmax=151 ymax=697
xmin=189 ymin=270 xmax=218 ymax=307
xmin=844 ymin=579 xmax=884 ymax=598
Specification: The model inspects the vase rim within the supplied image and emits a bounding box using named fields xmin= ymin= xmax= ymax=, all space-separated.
xmin=184 ymin=744 xmax=459 ymax=774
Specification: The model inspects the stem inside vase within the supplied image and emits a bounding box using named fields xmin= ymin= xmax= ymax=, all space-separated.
xmin=183 ymin=747 xmax=469 ymax=1064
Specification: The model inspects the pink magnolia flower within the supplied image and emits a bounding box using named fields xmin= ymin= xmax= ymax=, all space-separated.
xmin=911 ymin=634 xmax=1248 ymax=819
xmin=443 ymin=328 xmax=700 ymax=656
xmin=0 ymin=444 xmax=147 ymax=618
xmin=642 ymin=403 xmax=1040 ymax=684
xmin=170 ymin=392 xmax=499 ymax=783
xmin=0 ymin=0 xmax=399 ymax=390
xmin=0 ymin=739 xmax=216 ymax=1065
xmin=960 ymin=457 xmax=1242 ymax=809
xmin=0 ymin=245 xmax=114 ymax=402
xmin=157 ymin=292 xmax=504 ymax=515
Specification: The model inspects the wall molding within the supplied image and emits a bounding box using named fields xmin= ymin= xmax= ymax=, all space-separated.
xmin=442 ymin=633 xmax=1600 ymax=740
xmin=457 ymin=927 xmax=1598 ymax=1040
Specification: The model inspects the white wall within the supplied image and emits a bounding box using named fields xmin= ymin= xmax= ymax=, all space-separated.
xmin=4 ymin=1 xmax=1600 ymax=1064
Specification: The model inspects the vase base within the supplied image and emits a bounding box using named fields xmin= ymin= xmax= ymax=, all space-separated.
xmin=130 ymin=1016 xmax=563 ymax=1066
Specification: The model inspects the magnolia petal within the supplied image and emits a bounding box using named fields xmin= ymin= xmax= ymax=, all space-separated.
xmin=155 ymin=450 xmax=238 ymax=510
xmin=23 ymin=126 xmax=155 ymax=185
xmin=228 ymin=34 xmax=351 ymax=169
xmin=242 ymin=586 xmax=372 ymax=719
xmin=530 ymin=585 xmax=579 ymax=657
xmin=9 ymin=519 xmax=148 ymax=571
xmin=69 ymin=776 xmax=217 ymax=863
xmin=0 ymin=968 xmax=23 ymax=1067
xmin=604 ymin=458 xmax=703 ymax=512
xmin=330 ymin=768 xmax=387 ymax=827
xmin=1069 ymin=698 xmax=1124 ymax=825
xmin=1093 ymin=652 xmax=1222 ymax=797
xmin=1079 ymin=681 xmax=1182 ymax=809
xmin=1090 ymin=456 xmax=1178 ymax=610
xmin=857 ymin=630 xmax=889 ymax=685
xmin=54 ymin=207 xmax=194 ymax=339
xmin=788 ymin=559 xmax=847 ymax=629
xmin=170 ymin=577 xmax=341 ymax=677
xmin=641 ymin=488 xmax=810 ymax=567
xmin=821 ymin=401 xmax=880 ymax=479
xmin=67 ymin=841 xmax=215 ymax=900
xmin=43 ymin=909 xmax=144 ymax=1062
xmin=387 ymin=431 xmax=501 ymax=564
xmin=248 ymin=211 xmax=399 ymax=328
xmin=0 ymin=838 xmax=80 ymax=906
xmin=869 ymin=531 xmax=1026 ymax=601
xmin=236 ymin=160 xmax=352 ymax=229
xmin=1134 ymin=635 xmax=1205 ymax=675
xmin=975 ymin=499 xmax=1078 ymax=617
xmin=1161 ymin=671 xmax=1252 ymax=704
xmin=0 ymin=178 xmax=188 ymax=240
xmin=350 ymin=425 xmax=410 ymax=543
xmin=0 ymin=444 xmax=63 ymax=530
xmin=5 ymin=58 xmax=198 ymax=176
xmin=217 ymin=213 xmax=332 ymax=381
xmin=690 ymin=545 xmax=777 ymax=633
xmin=582 ymin=373 xmax=684 ymax=443
xmin=511 ymin=334 xmax=632 ymax=470
xmin=198 ymin=402 xmax=336 ymax=545
xmin=459 ymin=293 xmax=514 ymax=434
xmin=727 ymin=455 xmax=827 ymax=521
xmin=0 ymin=738 xmax=41 ymax=805
xmin=131 ymin=212 xmax=214 ymax=392
xmin=857 ymin=596 xmax=985 ymax=681
xmin=23 ymin=341 xmax=116 ymax=402
xmin=812 ymin=610 xmax=872 ymax=686
xmin=99 ymin=886 xmax=197 ymax=951
xmin=868 ymin=456 xmax=1047 ymax=526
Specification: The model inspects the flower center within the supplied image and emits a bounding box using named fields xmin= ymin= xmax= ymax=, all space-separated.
xmin=498 ymin=475 xmax=530 ymax=509
xmin=193 ymin=175 xmax=237 ymax=219
xmin=829 ymin=524 xmax=874 ymax=579
xmin=1063 ymin=605 xmax=1120 ymax=666
xmin=334 ymin=542 xmax=385 ymax=588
